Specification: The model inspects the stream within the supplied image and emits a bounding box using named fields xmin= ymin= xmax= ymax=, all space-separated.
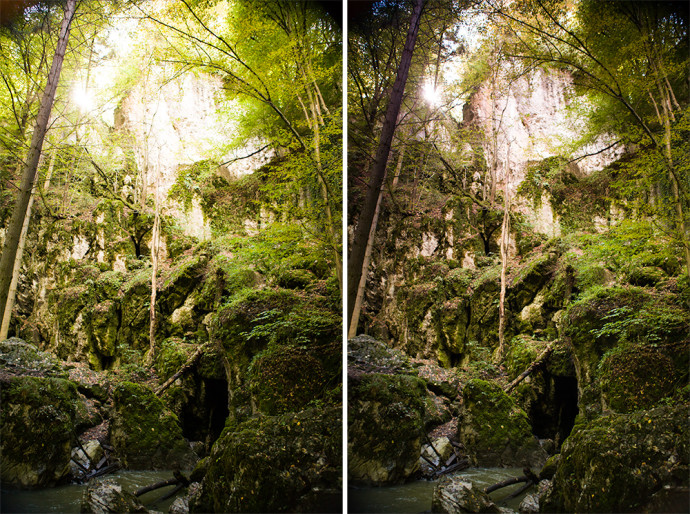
xmin=1 ymin=470 xmax=185 ymax=513
xmin=349 ymin=467 xmax=531 ymax=513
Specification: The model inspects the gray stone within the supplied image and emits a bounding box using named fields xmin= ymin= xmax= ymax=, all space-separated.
xmin=80 ymin=479 xmax=147 ymax=513
xmin=432 ymin=475 xmax=500 ymax=513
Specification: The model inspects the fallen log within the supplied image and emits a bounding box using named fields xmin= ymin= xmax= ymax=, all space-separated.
xmin=433 ymin=458 xmax=470 ymax=478
xmin=421 ymin=452 xmax=441 ymax=472
xmin=135 ymin=471 xmax=190 ymax=498
xmin=504 ymin=342 xmax=556 ymax=393
xmin=151 ymin=483 xmax=185 ymax=504
xmin=485 ymin=467 xmax=539 ymax=494
xmin=503 ymin=480 xmax=535 ymax=501
xmin=135 ymin=478 xmax=179 ymax=497
xmin=485 ymin=476 xmax=530 ymax=494
xmin=86 ymin=462 xmax=120 ymax=480
xmin=155 ymin=343 xmax=208 ymax=396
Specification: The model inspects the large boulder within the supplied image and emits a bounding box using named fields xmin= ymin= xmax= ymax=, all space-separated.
xmin=431 ymin=475 xmax=500 ymax=513
xmin=190 ymin=406 xmax=341 ymax=513
xmin=544 ymin=403 xmax=689 ymax=513
xmin=348 ymin=372 xmax=427 ymax=484
xmin=0 ymin=376 xmax=77 ymax=487
xmin=458 ymin=379 xmax=547 ymax=467
xmin=80 ymin=478 xmax=147 ymax=513
xmin=109 ymin=381 xmax=197 ymax=470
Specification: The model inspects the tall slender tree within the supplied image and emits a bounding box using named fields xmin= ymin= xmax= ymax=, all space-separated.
xmin=347 ymin=0 xmax=426 ymax=331
xmin=0 ymin=0 xmax=78 ymax=330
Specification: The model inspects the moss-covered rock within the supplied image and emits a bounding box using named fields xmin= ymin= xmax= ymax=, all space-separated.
xmin=247 ymin=347 xmax=328 ymax=415
xmin=599 ymin=344 xmax=679 ymax=413
xmin=457 ymin=379 xmax=546 ymax=467
xmin=109 ymin=381 xmax=197 ymax=470
xmin=190 ymin=406 xmax=341 ymax=513
xmin=545 ymin=403 xmax=689 ymax=513
xmin=87 ymin=300 xmax=120 ymax=368
xmin=0 ymin=376 xmax=78 ymax=487
xmin=118 ymin=269 xmax=151 ymax=351
xmin=0 ymin=338 xmax=67 ymax=377
xmin=160 ymin=256 xmax=206 ymax=313
xmin=348 ymin=373 xmax=427 ymax=485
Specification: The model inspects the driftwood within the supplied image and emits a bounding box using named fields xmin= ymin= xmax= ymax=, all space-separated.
xmin=135 ymin=471 xmax=190 ymax=506
xmin=433 ymin=458 xmax=469 ymax=478
xmin=155 ymin=344 xmax=208 ymax=396
xmin=86 ymin=462 xmax=120 ymax=480
xmin=135 ymin=477 xmax=180 ymax=497
xmin=503 ymin=480 xmax=535 ymax=501
xmin=504 ymin=342 xmax=556 ymax=393
xmin=485 ymin=468 xmax=539 ymax=495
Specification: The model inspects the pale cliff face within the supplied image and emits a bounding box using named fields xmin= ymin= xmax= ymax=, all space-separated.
xmin=114 ymin=68 xmax=272 ymax=240
xmin=463 ymin=67 xmax=623 ymax=235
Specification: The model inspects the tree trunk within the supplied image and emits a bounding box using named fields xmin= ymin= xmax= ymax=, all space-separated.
xmin=0 ymin=0 xmax=77 ymax=327
xmin=0 ymin=147 xmax=57 ymax=340
xmin=496 ymin=149 xmax=511 ymax=364
xmin=146 ymin=172 xmax=161 ymax=366
xmin=348 ymin=0 xmax=426 ymax=327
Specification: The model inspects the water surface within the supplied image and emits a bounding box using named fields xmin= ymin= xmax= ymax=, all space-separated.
xmin=1 ymin=470 xmax=184 ymax=513
xmin=349 ymin=467 xmax=532 ymax=513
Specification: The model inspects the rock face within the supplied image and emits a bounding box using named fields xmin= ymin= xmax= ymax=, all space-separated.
xmin=80 ymin=479 xmax=147 ymax=514
xmin=544 ymin=404 xmax=689 ymax=513
xmin=458 ymin=379 xmax=546 ymax=468
xmin=431 ymin=476 xmax=500 ymax=514
xmin=109 ymin=381 xmax=197 ymax=470
xmin=0 ymin=375 xmax=78 ymax=487
xmin=190 ymin=406 xmax=341 ymax=513
xmin=348 ymin=336 xmax=428 ymax=485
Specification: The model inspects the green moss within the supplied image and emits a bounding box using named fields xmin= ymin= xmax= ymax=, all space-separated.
xmin=504 ymin=336 xmax=540 ymax=380
xmin=348 ymin=373 xmax=427 ymax=484
xmin=155 ymin=338 xmax=195 ymax=380
xmin=248 ymin=347 xmax=329 ymax=415
xmin=0 ymin=376 xmax=78 ymax=487
xmin=599 ymin=344 xmax=678 ymax=413
xmin=192 ymin=406 xmax=341 ymax=513
xmin=549 ymin=404 xmax=689 ymax=513
xmin=458 ymin=379 xmax=545 ymax=467
xmin=160 ymin=256 xmax=205 ymax=312
xmin=110 ymin=382 xmax=195 ymax=470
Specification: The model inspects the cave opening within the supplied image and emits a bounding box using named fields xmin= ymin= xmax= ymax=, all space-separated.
xmin=528 ymin=373 xmax=579 ymax=447
xmin=179 ymin=377 xmax=229 ymax=449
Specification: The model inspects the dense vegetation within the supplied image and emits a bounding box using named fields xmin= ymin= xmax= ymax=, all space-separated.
xmin=348 ymin=0 xmax=688 ymax=512
xmin=0 ymin=0 xmax=341 ymax=512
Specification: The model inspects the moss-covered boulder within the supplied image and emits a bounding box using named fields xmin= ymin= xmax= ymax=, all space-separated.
xmin=348 ymin=373 xmax=427 ymax=485
xmin=109 ymin=381 xmax=197 ymax=470
xmin=599 ymin=344 xmax=679 ymax=413
xmin=118 ymin=270 xmax=152 ymax=351
xmin=190 ymin=406 xmax=341 ymax=513
xmin=545 ymin=403 xmax=689 ymax=513
xmin=457 ymin=379 xmax=546 ymax=467
xmin=0 ymin=376 xmax=78 ymax=487
xmin=247 ymin=347 xmax=329 ymax=415
xmin=87 ymin=300 xmax=120 ymax=368
xmin=0 ymin=337 xmax=67 ymax=377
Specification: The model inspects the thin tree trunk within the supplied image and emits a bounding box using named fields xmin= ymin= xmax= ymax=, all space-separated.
xmin=0 ymin=0 xmax=77 ymax=326
xmin=147 ymin=171 xmax=161 ymax=366
xmin=0 ymin=147 xmax=57 ymax=340
xmin=496 ymin=151 xmax=511 ymax=363
xmin=348 ymin=0 xmax=426 ymax=327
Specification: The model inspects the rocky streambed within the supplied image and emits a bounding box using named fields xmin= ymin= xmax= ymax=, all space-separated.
xmin=348 ymin=335 xmax=689 ymax=513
